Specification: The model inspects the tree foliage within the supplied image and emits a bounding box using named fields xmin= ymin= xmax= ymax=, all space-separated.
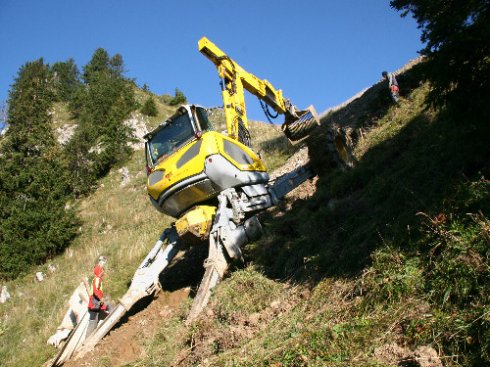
xmin=0 ymin=60 xmax=77 ymax=279
xmin=65 ymin=48 xmax=137 ymax=194
xmin=141 ymin=96 xmax=158 ymax=116
xmin=391 ymin=0 xmax=490 ymax=108
xmin=51 ymin=58 xmax=81 ymax=102
xmin=0 ymin=49 xmax=138 ymax=279
xmin=168 ymin=88 xmax=187 ymax=106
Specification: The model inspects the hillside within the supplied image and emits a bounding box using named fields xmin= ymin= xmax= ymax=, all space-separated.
xmin=1 ymin=58 xmax=490 ymax=367
xmin=0 ymin=88 xmax=292 ymax=367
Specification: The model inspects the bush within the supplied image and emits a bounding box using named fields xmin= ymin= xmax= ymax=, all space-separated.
xmin=141 ymin=96 xmax=158 ymax=116
xmin=158 ymin=89 xmax=187 ymax=106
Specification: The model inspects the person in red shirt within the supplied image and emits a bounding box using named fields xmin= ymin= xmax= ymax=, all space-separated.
xmin=382 ymin=70 xmax=400 ymax=103
xmin=86 ymin=256 xmax=110 ymax=338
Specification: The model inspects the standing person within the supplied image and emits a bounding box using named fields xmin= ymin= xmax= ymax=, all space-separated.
xmin=382 ymin=71 xmax=400 ymax=103
xmin=86 ymin=256 xmax=110 ymax=338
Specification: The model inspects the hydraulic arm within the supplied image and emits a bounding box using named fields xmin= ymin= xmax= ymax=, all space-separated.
xmin=198 ymin=37 xmax=319 ymax=143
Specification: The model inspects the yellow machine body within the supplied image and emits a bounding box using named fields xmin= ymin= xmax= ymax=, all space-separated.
xmin=175 ymin=205 xmax=217 ymax=244
xmin=145 ymin=105 xmax=268 ymax=220
xmin=198 ymin=37 xmax=320 ymax=143
xmin=145 ymin=37 xmax=320 ymax=242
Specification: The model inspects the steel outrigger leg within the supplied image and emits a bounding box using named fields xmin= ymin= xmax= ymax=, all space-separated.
xmin=186 ymin=230 xmax=229 ymax=322
xmin=71 ymin=227 xmax=181 ymax=361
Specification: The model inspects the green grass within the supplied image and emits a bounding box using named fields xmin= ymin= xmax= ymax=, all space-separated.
xmin=0 ymin=93 xmax=290 ymax=366
xmin=149 ymin=70 xmax=488 ymax=366
xmin=135 ymin=74 xmax=488 ymax=366
xmin=3 ymin=63 xmax=490 ymax=366
xmin=51 ymin=102 xmax=76 ymax=130
xmin=0 ymin=140 xmax=173 ymax=366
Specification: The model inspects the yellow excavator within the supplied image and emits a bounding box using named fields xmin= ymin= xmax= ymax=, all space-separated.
xmin=145 ymin=37 xmax=319 ymax=245
xmin=142 ymin=36 xmax=322 ymax=319
xmin=50 ymin=37 xmax=328 ymax=365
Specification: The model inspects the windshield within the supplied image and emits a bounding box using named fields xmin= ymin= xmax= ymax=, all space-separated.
xmin=194 ymin=106 xmax=214 ymax=132
xmin=147 ymin=110 xmax=195 ymax=165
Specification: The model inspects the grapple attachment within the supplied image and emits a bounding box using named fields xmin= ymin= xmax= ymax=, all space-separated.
xmin=281 ymin=105 xmax=320 ymax=142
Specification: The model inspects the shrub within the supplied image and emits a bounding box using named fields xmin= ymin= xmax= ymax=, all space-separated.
xmin=141 ymin=96 xmax=158 ymax=116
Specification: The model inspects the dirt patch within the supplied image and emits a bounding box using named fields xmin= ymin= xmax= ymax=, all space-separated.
xmin=175 ymin=286 xmax=307 ymax=366
xmin=65 ymin=288 xmax=189 ymax=367
xmin=374 ymin=343 xmax=443 ymax=367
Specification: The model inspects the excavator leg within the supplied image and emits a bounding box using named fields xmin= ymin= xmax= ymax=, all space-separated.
xmin=187 ymin=230 xmax=228 ymax=321
xmin=186 ymin=164 xmax=315 ymax=322
xmin=73 ymin=228 xmax=181 ymax=360
xmin=50 ymin=165 xmax=316 ymax=365
xmin=48 ymin=227 xmax=182 ymax=365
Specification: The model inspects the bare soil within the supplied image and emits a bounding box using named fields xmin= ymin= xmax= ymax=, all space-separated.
xmin=64 ymin=288 xmax=189 ymax=367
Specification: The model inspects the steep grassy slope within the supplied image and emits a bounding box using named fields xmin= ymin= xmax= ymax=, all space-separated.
xmin=2 ymin=60 xmax=489 ymax=367
xmin=0 ymin=95 xmax=290 ymax=367
xmin=114 ymin=64 xmax=488 ymax=366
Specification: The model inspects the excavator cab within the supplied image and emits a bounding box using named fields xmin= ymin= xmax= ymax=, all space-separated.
xmin=145 ymin=105 xmax=213 ymax=171
xmin=144 ymin=105 xmax=268 ymax=219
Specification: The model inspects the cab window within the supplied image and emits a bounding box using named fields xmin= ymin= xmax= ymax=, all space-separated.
xmin=195 ymin=107 xmax=214 ymax=132
xmin=148 ymin=110 xmax=195 ymax=165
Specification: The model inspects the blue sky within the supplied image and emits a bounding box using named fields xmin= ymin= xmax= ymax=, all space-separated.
xmin=0 ymin=0 xmax=423 ymax=122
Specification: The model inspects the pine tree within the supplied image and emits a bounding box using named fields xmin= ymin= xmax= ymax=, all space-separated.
xmin=82 ymin=48 xmax=110 ymax=84
xmin=391 ymin=0 xmax=490 ymax=108
xmin=0 ymin=59 xmax=77 ymax=279
xmin=65 ymin=49 xmax=137 ymax=194
xmin=51 ymin=59 xmax=81 ymax=102
xmin=169 ymin=88 xmax=187 ymax=106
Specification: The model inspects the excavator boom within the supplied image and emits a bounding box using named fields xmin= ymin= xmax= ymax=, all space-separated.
xmin=198 ymin=37 xmax=319 ymax=143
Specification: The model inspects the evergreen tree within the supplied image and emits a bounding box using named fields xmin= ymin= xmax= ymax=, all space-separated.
xmin=169 ymin=88 xmax=187 ymax=106
xmin=51 ymin=59 xmax=81 ymax=101
xmin=391 ymin=0 xmax=490 ymax=108
xmin=0 ymin=59 xmax=77 ymax=279
xmin=141 ymin=96 xmax=158 ymax=116
xmin=82 ymin=48 xmax=111 ymax=84
xmin=109 ymin=53 xmax=124 ymax=77
xmin=65 ymin=49 xmax=137 ymax=194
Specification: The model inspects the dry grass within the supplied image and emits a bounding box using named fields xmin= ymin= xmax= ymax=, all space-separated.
xmin=0 ymin=99 xmax=290 ymax=367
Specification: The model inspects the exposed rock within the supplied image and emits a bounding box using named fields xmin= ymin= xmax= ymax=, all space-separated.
xmin=35 ymin=272 xmax=45 ymax=282
xmin=56 ymin=124 xmax=77 ymax=145
xmin=124 ymin=112 xmax=149 ymax=150
xmin=0 ymin=285 xmax=10 ymax=303
xmin=48 ymin=264 xmax=57 ymax=273
xmin=118 ymin=167 xmax=130 ymax=187
xmin=88 ymin=142 xmax=103 ymax=154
